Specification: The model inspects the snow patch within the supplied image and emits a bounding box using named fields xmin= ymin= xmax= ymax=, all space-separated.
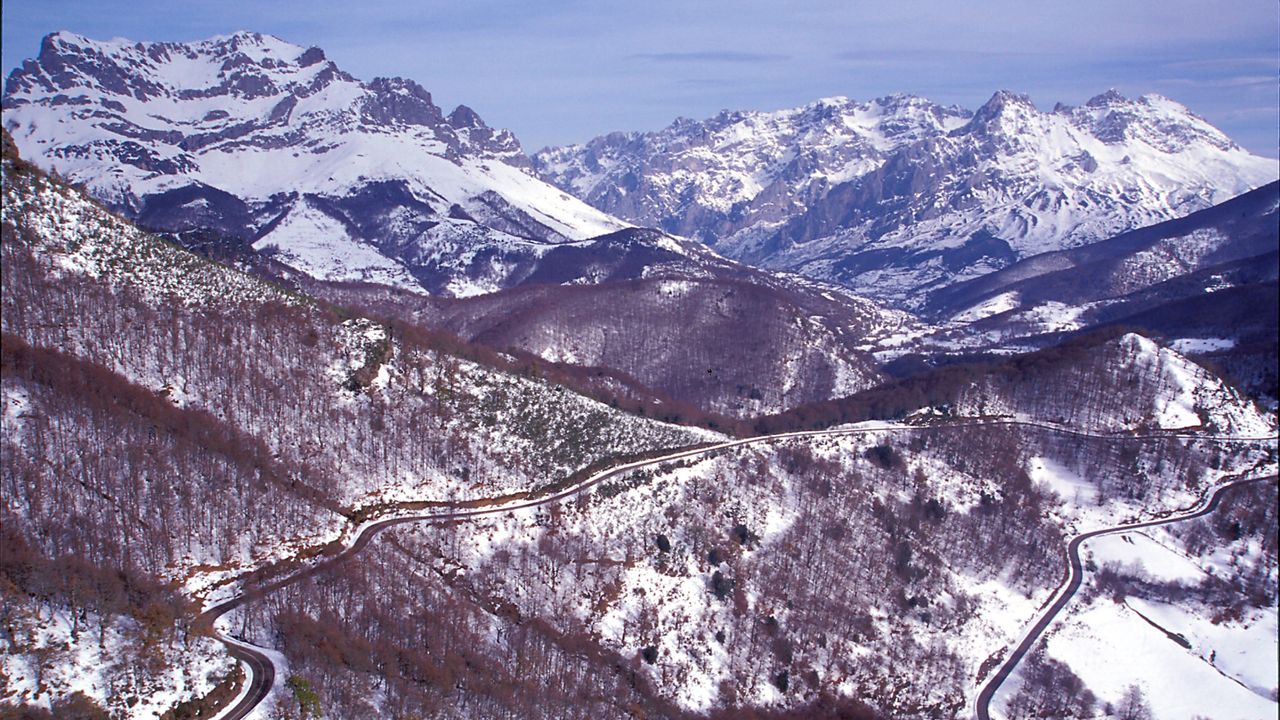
xmin=1169 ymin=337 xmax=1236 ymax=354
xmin=953 ymin=291 xmax=1021 ymax=322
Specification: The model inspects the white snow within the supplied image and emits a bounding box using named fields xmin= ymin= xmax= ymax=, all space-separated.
xmin=1013 ymin=301 xmax=1089 ymax=333
xmin=1 ymin=598 xmax=234 ymax=718
xmin=1036 ymin=598 xmax=1276 ymax=720
xmin=1123 ymin=334 xmax=1276 ymax=435
xmin=2 ymin=169 xmax=294 ymax=308
xmin=1129 ymin=596 xmax=1278 ymax=700
xmin=2 ymin=386 xmax=33 ymax=435
xmin=1028 ymin=455 xmax=1099 ymax=508
xmin=5 ymin=30 xmax=632 ymax=293
xmin=253 ymin=198 xmax=422 ymax=291
xmin=539 ymin=88 xmax=1277 ymax=307
xmin=1085 ymin=532 xmax=1204 ymax=584
xmin=1169 ymin=337 xmax=1236 ymax=354
xmin=952 ymin=291 xmax=1021 ymax=322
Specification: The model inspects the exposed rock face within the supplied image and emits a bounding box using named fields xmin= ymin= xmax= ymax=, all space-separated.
xmin=535 ymin=91 xmax=1277 ymax=308
xmin=3 ymin=31 xmax=625 ymax=295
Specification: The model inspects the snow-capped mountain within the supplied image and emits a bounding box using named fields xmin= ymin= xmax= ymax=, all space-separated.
xmin=6 ymin=122 xmax=1278 ymax=720
xmin=535 ymin=94 xmax=971 ymax=241
xmin=914 ymin=180 xmax=1278 ymax=338
xmin=928 ymin=181 xmax=1280 ymax=321
xmin=535 ymin=91 xmax=1277 ymax=308
xmin=2 ymin=31 xmax=630 ymax=296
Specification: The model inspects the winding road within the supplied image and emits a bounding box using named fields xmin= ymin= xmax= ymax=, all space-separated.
xmin=191 ymin=420 xmax=1276 ymax=719
xmin=199 ymin=424 xmax=892 ymax=718
xmin=972 ymin=473 xmax=1278 ymax=720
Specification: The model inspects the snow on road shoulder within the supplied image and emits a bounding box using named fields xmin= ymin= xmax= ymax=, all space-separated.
xmin=1011 ymin=511 xmax=1280 ymax=720
xmin=1084 ymin=532 xmax=1203 ymax=584
xmin=1036 ymin=597 xmax=1276 ymax=720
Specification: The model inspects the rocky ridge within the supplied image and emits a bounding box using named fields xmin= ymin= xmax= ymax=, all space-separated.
xmin=3 ymin=31 xmax=629 ymax=295
xmin=535 ymin=91 xmax=1277 ymax=307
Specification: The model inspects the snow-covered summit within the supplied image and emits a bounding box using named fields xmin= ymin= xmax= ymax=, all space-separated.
xmin=535 ymin=90 xmax=1277 ymax=308
xmin=3 ymin=31 xmax=629 ymax=295
xmin=3 ymin=30 xmax=537 ymax=185
xmin=534 ymin=93 xmax=971 ymax=232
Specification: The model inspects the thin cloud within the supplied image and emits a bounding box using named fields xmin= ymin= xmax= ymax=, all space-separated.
xmin=835 ymin=48 xmax=1039 ymax=63
xmin=631 ymin=51 xmax=789 ymax=64
xmin=1157 ymin=75 xmax=1277 ymax=88
xmin=1162 ymin=56 xmax=1277 ymax=71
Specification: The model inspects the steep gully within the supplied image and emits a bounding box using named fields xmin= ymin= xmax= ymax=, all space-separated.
xmin=192 ymin=420 xmax=1277 ymax=719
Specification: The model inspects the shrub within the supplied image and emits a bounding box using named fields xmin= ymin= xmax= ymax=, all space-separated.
xmin=711 ymin=571 xmax=734 ymax=600
xmin=864 ymin=444 xmax=902 ymax=470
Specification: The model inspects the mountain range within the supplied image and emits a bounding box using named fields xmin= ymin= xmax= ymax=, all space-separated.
xmin=535 ymin=90 xmax=1276 ymax=307
xmin=2 ymin=29 xmax=1277 ymax=720
xmin=6 ymin=31 xmax=1276 ymax=311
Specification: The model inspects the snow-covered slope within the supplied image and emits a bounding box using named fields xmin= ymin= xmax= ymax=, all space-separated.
xmin=535 ymin=94 xmax=970 ymax=239
xmin=3 ymin=128 xmax=716 ymax=588
xmin=900 ymin=182 xmax=1279 ymax=375
xmin=302 ymin=223 xmax=921 ymax=419
xmin=2 ymin=31 xmax=629 ymax=295
xmin=1 ymin=138 xmax=297 ymax=309
xmin=388 ymin=419 xmax=1274 ymax=718
xmin=536 ymin=91 xmax=1277 ymax=308
xmin=927 ymin=180 xmax=1280 ymax=322
xmin=958 ymin=332 xmax=1278 ymax=436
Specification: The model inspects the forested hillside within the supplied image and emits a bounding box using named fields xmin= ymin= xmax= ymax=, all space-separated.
xmin=0 ymin=131 xmax=714 ymax=717
xmin=1 ymin=59 xmax=1277 ymax=719
xmin=312 ymin=271 xmax=907 ymax=419
xmin=4 ymin=133 xmax=1275 ymax=717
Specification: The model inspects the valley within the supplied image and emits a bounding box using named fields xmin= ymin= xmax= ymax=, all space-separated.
xmin=2 ymin=25 xmax=1277 ymax=720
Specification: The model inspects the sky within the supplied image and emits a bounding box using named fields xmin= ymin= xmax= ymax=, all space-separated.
xmin=3 ymin=0 xmax=1277 ymax=156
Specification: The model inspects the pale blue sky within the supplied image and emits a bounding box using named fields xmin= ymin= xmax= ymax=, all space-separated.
xmin=4 ymin=0 xmax=1277 ymax=156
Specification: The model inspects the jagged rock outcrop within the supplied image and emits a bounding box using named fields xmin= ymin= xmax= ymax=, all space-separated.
xmin=536 ymin=91 xmax=1277 ymax=307
xmin=3 ymin=31 xmax=626 ymax=295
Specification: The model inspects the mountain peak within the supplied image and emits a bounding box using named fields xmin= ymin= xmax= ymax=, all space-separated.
xmin=1086 ymin=88 xmax=1128 ymax=107
xmin=976 ymin=89 xmax=1036 ymax=114
xmin=808 ymin=95 xmax=851 ymax=110
xmin=448 ymin=104 xmax=487 ymax=130
xmin=873 ymin=92 xmax=927 ymax=108
xmin=535 ymin=87 xmax=1275 ymax=307
xmin=964 ymin=90 xmax=1039 ymax=134
xmin=2 ymin=30 xmax=628 ymax=296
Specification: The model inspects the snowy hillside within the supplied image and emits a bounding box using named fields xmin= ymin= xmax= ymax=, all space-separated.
xmin=1 ymin=143 xmax=296 ymax=308
xmin=536 ymin=91 xmax=1277 ymax=308
xmin=385 ymin=421 xmax=1274 ymax=718
xmin=406 ymin=274 xmax=904 ymax=418
xmin=2 ymin=31 xmax=629 ymax=295
xmin=3 ymin=27 xmax=1278 ymax=720
xmin=891 ymin=182 xmax=1279 ymax=403
xmin=993 ymin=475 xmax=1278 ymax=720
xmin=956 ymin=332 xmax=1278 ymax=436
xmin=927 ymin=180 xmax=1280 ymax=323
xmin=2 ymin=141 xmax=720 ymax=717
